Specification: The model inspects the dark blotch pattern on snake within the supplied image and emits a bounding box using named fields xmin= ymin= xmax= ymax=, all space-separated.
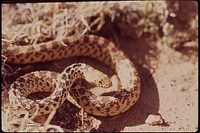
xmin=3 ymin=35 xmax=141 ymax=116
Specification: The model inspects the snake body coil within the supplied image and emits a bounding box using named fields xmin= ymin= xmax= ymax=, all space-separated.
xmin=3 ymin=35 xmax=141 ymax=116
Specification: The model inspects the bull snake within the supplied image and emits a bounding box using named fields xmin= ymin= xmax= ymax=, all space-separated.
xmin=2 ymin=35 xmax=141 ymax=116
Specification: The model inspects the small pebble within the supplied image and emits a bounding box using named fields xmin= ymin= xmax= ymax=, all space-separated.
xmin=145 ymin=114 xmax=164 ymax=126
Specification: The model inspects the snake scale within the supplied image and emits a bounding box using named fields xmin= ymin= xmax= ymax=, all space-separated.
xmin=2 ymin=35 xmax=141 ymax=116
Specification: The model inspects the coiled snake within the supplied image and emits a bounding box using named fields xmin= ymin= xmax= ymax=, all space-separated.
xmin=2 ymin=35 xmax=141 ymax=116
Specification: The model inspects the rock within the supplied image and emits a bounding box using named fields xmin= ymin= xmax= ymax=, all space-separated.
xmin=145 ymin=114 xmax=164 ymax=126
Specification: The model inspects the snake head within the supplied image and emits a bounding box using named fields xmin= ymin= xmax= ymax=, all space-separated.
xmin=89 ymin=75 xmax=112 ymax=88
xmin=84 ymin=66 xmax=112 ymax=88
xmin=97 ymin=76 xmax=112 ymax=88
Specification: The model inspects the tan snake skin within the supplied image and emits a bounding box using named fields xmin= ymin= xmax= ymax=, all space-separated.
xmin=2 ymin=35 xmax=141 ymax=116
